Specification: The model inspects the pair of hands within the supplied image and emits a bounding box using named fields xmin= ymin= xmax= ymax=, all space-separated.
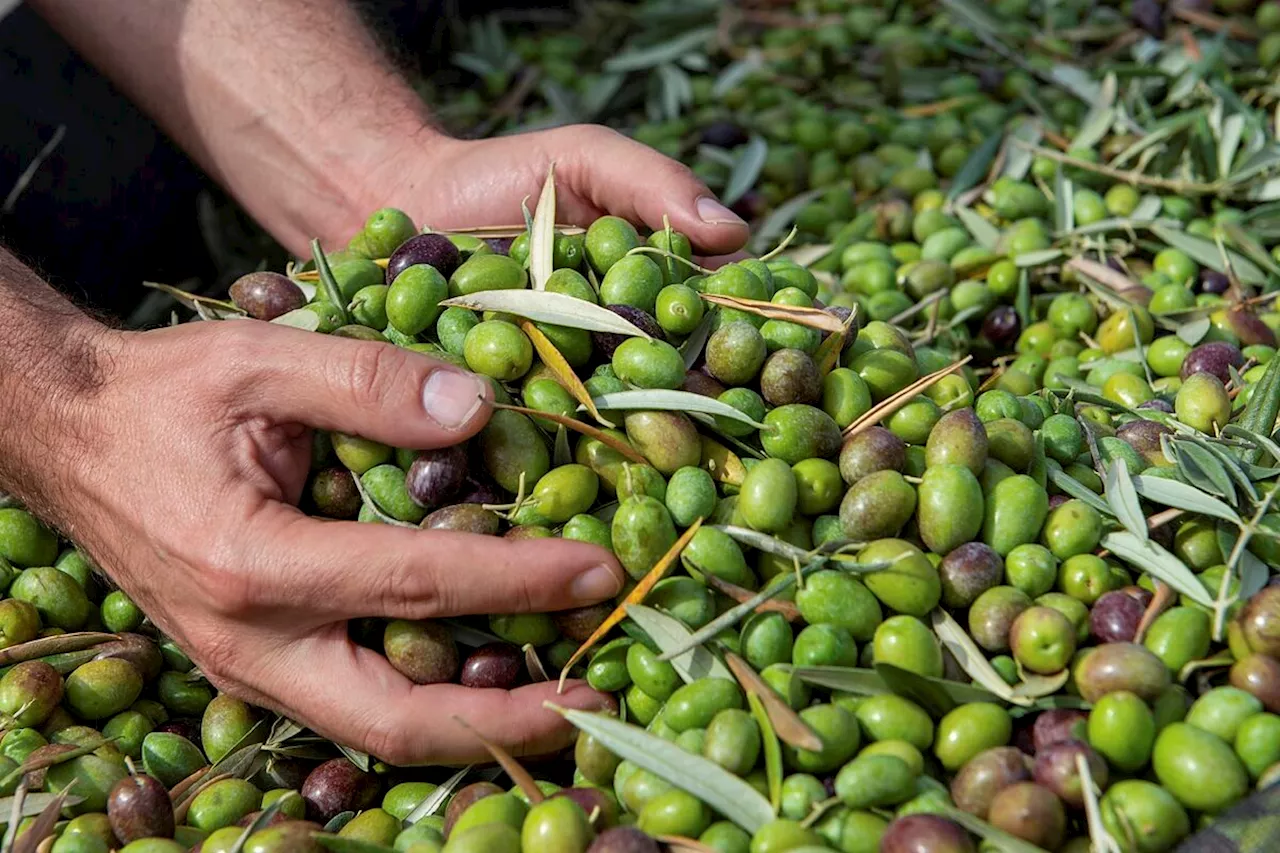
xmin=58 ymin=125 xmax=748 ymax=766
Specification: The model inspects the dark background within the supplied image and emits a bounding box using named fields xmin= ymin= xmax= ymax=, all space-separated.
xmin=0 ymin=0 xmax=562 ymax=322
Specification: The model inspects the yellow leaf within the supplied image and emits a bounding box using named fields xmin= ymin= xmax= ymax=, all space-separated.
xmin=725 ymin=652 xmax=823 ymax=752
xmin=519 ymin=320 xmax=614 ymax=428
xmin=491 ymin=402 xmax=645 ymax=465
xmin=558 ymin=519 xmax=704 ymax=692
xmin=700 ymin=436 xmax=747 ymax=486
xmin=700 ymin=294 xmax=845 ymax=333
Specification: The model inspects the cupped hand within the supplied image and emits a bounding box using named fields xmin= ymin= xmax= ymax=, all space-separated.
xmin=371 ymin=124 xmax=751 ymax=259
xmin=60 ymin=320 xmax=624 ymax=766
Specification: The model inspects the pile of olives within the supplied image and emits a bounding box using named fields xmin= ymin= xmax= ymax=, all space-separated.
xmin=13 ymin=0 xmax=1280 ymax=851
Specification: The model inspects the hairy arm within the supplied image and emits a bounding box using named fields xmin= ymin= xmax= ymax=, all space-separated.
xmin=0 ymin=249 xmax=114 ymax=530
xmin=26 ymin=0 xmax=442 ymax=255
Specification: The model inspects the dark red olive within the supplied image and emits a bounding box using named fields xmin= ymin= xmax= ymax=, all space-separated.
xmin=1047 ymin=494 xmax=1070 ymax=511
xmin=459 ymin=643 xmax=523 ymax=689
xmin=94 ymin=634 xmax=164 ymax=681
xmin=153 ymin=719 xmax=201 ymax=748
xmin=455 ymin=476 xmax=504 ymax=506
xmin=311 ymin=468 xmax=361 ymax=519
xmin=108 ymin=774 xmax=174 ymax=843
xmin=1115 ymin=419 xmax=1173 ymax=466
xmin=553 ymin=604 xmax=613 ymax=643
xmin=422 ymin=504 xmax=501 ymax=535
xmin=1033 ymin=739 xmax=1108 ymax=809
xmin=1032 ymin=709 xmax=1089 ymax=752
xmin=1200 ymin=269 xmax=1230 ymax=294
xmin=229 ymin=272 xmax=307 ymax=322
xmin=406 ymin=445 xmax=469 ymax=509
xmin=1090 ymin=590 xmax=1146 ymax=643
xmin=1138 ymin=399 xmax=1174 ymax=413
xmin=386 ymin=233 xmax=461 ymax=283
xmin=988 ymin=783 xmax=1066 ymax=850
xmin=982 ymin=306 xmax=1021 ymax=349
xmin=880 ymin=814 xmax=976 ymax=853
xmin=1180 ymin=341 xmax=1243 ymax=383
xmin=700 ymin=120 xmax=750 ymax=149
xmin=300 ymin=758 xmax=380 ymax=823
xmin=592 ymin=307 xmax=666 ymax=359
xmin=1240 ymin=586 xmax=1280 ymax=657
xmin=586 ymin=826 xmax=661 ymax=853
xmin=550 ymin=787 xmax=619 ymax=829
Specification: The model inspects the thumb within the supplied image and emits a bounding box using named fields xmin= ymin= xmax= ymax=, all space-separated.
xmin=241 ymin=325 xmax=494 ymax=449
xmin=556 ymin=125 xmax=751 ymax=256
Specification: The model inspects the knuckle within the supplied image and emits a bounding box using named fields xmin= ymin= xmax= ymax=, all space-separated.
xmin=337 ymin=343 xmax=410 ymax=411
xmin=358 ymin=716 xmax=418 ymax=766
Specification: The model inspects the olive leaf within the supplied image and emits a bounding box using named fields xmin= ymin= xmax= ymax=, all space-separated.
xmin=1176 ymin=317 xmax=1212 ymax=346
xmin=1130 ymin=474 xmax=1242 ymax=524
xmin=1150 ymin=224 xmax=1266 ymax=285
xmin=521 ymin=321 xmax=613 ymax=428
xmin=680 ymin=309 xmax=716 ymax=370
xmin=946 ymin=128 xmax=1004 ymax=203
xmin=310 ymin=241 xmax=349 ymax=325
xmin=403 ymin=766 xmax=472 ymax=825
xmin=438 ymin=291 xmax=652 ymax=337
xmin=1077 ymin=754 xmax=1123 ymax=853
xmin=335 ymin=745 xmax=370 ymax=773
xmin=585 ymin=390 xmax=769 ymax=429
xmin=1104 ymin=459 xmax=1149 ymax=542
xmin=1185 ymin=437 xmax=1258 ymax=500
xmin=529 ymin=164 xmax=556 ymax=291
xmin=547 ymin=706 xmax=775 ymax=833
xmin=1168 ymin=439 xmax=1237 ymax=500
xmin=270 ymin=308 xmax=322 ymax=331
xmin=1053 ymin=165 xmax=1073 ymax=235
xmin=752 ymin=189 xmax=825 ymax=254
xmin=1013 ymin=249 xmax=1065 ymax=268
xmin=624 ymin=605 xmax=734 ymax=684
xmin=873 ymin=663 xmax=960 ymax=717
xmin=491 ymin=403 xmax=644 ymax=464
xmin=931 ymin=609 xmax=1030 ymax=706
xmin=722 ymin=136 xmax=768 ymax=207
xmin=699 ymin=294 xmax=844 ymax=333
xmin=955 ymin=207 xmax=999 ymax=250
xmin=1045 ymin=463 xmax=1114 ymax=517
xmin=10 ymin=784 xmax=74 ymax=853
xmin=0 ymin=633 xmax=117 ymax=667
xmin=787 ymin=665 xmax=999 ymax=707
xmin=1100 ymin=531 xmax=1213 ymax=607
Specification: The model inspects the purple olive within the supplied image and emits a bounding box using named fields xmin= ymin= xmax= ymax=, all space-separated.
xmin=730 ymin=190 xmax=765 ymax=223
xmin=456 ymin=476 xmax=504 ymax=506
xmin=229 ymin=272 xmax=306 ymax=321
xmin=586 ymin=827 xmax=660 ymax=853
xmin=1115 ymin=419 xmax=1172 ymax=467
xmin=108 ymin=774 xmax=174 ymax=843
xmin=1047 ymin=494 xmax=1070 ymax=511
xmin=976 ymin=66 xmax=1005 ymax=94
xmin=444 ymin=782 xmax=504 ymax=836
xmin=1131 ymin=0 xmax=1165 ymax=36
xmin=880 ymin=814 xmax=976 ymax=853
xmin=406 ymin=445 xmax=468 ymax=509
xmin=982 ymin=306 xmax=1021 ymax=349
xmin=1089 ymin=590 xmax=1146 ymax=643
xmin=386 ymin=233 xmax=461 ymax=283
xmin=153 ymin=719 xmax=201 ymax=748
xmin=1200 ymin=269 xmax=1230 ymax=294
xmin=1241 ymin=586 xmax=1280 ymax=657
xmin=950 ymin=746 xmax=1031 ymax=819
xmin=1032 ymin=709 xmax=1089 ymax=752
xmin=939 ymin=542 xmax=1004 ymax=609
xmin=422 ymin=504 xmax=501 ymax=535
xmin=592 ymin=306 xmax=666 ymax=359
xmin=1138 ymin=399 xmax=1174 ymax=413
xmin=459 ymin=643 xmax=523 ymax=689
xmin=988 ymin=783 xmax=1066 ymax=850
xmin=1180 ymin=341 xmax=1243 ymax=383
xmin=1033 ymin=739 xmax=1108 ymax=808
xmin=549 ymin=787 xmax=619 ymax=829
xmin=1228 ymin=308 xmax=1279 ymax=347
xmin=681 ymin=370 xmax=726 ymax=399
xmin=1073 ymin=642 xmax=1170 ymax=703
xmin=700 ymin=121 xmax=750 ymax=149
xmin=486 ymin=237 xmax=515 ymax=255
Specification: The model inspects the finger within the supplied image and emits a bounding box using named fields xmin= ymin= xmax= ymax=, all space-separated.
xmin=243 ymin=506 xmax=625 ymax=620
xmin=556 ymin=125 xmax=750 ymax=256
xmin=258 ymin=630 xmax=615 ymax=766
xmin=233 ymin=324 xmax=494 ymax=449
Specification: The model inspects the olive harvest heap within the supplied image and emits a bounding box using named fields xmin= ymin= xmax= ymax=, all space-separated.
xmin=10 ymin=0 xmax=1280 ymax=851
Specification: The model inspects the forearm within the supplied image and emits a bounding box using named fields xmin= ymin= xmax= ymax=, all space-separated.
xmin=0 ymin=248 xmax=113 ymax=526
xmin=27 ymin=0 xmax=443 ymax=254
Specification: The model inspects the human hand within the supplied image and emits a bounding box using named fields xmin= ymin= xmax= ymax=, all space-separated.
xmin=366 ymin=124 xmax=751 ymax=260
xmin=51 ymin=320 xmax=625 ymax=766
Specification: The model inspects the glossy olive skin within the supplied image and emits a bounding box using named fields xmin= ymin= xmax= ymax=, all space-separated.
xmin=108 ymin=774 xmax=175 ymax=843
xmin=949 ymin=746 xmax=1030 ymax=819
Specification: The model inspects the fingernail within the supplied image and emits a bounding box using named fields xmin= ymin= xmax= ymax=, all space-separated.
xmin=421 ymin=369 xmax=487 ymax=430
xmin=571 ymin=564 xmax=623 ymax=602
xmin=696 ymin=196 xmax=746 ymax=226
